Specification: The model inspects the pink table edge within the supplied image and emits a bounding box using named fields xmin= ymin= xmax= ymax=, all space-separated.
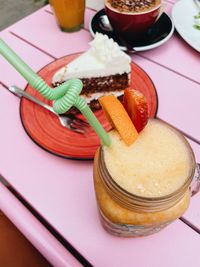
xmin=0 ymin=179 xmax=82 ymax=267
xmin=0 ymin=1 xmax=199 ymax=266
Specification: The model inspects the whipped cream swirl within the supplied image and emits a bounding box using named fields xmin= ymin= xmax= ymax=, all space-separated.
xmin=89 ymin=33 xmax=131 ymax=68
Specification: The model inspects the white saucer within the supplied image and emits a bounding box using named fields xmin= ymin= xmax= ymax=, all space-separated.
xmin=172 ymin=0 xmax=200 ymax=52
xmin=89 ymin=9 xmax=175 ymax=52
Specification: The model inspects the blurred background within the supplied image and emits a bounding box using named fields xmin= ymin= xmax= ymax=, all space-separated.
xmin=0 ymin=0 xmax=48 ymax=31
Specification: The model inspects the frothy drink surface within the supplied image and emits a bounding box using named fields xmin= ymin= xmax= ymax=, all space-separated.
xmin=103 ymin=119 xmax=193 ymax=198
xmin=106 ymin=0 xmax=161 ymax=13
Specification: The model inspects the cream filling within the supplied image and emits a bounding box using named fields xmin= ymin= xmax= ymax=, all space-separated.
xmin=52 ymin=55 xmax=131 ymax=84
xmin=81 ymin=91 xmax=124 ymax=104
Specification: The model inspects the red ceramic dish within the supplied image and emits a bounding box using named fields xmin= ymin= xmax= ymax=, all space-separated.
xmin=105 ymin=1 xmax=161 ymax=35
xmin=20 ymin=53 xmax=158 ymax=159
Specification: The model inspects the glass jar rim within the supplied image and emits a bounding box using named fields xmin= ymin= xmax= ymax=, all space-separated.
xmin=98 ymin=122 xmax=196 ymax=211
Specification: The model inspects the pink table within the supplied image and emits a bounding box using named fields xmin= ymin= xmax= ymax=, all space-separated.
xmin=0 ymin=1 xmax=200 ymax=266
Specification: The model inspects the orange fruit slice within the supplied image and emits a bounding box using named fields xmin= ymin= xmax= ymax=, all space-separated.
xmin=99 ymin=95 xmax=138 ymax=145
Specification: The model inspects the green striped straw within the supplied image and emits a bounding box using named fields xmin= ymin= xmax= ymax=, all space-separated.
xmin=0 ymin=38 xmax=111 ymax=146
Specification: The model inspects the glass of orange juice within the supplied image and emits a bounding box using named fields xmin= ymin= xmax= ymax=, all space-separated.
xmin=49 ymin=0 xmax=85 ymax=32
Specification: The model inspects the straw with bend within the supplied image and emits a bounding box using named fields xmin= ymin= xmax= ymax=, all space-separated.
xmin=0 ymin=38 xmax=111 ymax=146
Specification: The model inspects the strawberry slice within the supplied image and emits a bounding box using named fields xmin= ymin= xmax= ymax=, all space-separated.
xmin=123 ymin=88 xmax=148 ymax=132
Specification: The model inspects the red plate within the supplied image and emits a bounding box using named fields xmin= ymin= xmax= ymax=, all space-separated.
xmin=20 ymin=53 xmax=158 ymax=159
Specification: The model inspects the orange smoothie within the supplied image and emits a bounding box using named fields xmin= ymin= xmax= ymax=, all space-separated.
xmin=104 ymin=119 xmax=192 ymax=198
xmin=93 ymin=119 xmax=196 ymax=236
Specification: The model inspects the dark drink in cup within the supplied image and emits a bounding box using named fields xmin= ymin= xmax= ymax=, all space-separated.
xmin=105 ymin=0 xmax=162 ymax=37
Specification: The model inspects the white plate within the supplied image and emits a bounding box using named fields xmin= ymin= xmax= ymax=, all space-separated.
xmin=172 ymin=0 xmax=200 ymax=52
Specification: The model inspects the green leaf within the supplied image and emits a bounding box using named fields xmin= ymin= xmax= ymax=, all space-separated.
xmin=193 ymin=24 xmax=200 ymax=30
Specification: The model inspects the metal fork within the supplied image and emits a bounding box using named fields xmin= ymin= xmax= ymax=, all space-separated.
xmin=8 ymin=86 xmax=89 ymax=134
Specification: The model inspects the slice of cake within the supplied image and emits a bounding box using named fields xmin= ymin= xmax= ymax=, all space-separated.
xmin=52 ymin=33 xmax=131 ymax=113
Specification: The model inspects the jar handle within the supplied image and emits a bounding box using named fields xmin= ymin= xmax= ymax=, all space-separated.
xmin=191 ymin=163 xmax=200 ymax=197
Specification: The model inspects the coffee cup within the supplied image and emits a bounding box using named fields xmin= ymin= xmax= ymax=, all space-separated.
xmin=104 ymin=0 xmax=163 ymax=39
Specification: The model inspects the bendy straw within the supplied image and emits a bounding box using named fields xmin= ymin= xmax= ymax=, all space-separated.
xmin=0 ymin=38 xmax=111 ymax=146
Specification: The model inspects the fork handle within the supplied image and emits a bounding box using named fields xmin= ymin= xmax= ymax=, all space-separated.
xmin=9 ymin=86 xmax=56 ymax=114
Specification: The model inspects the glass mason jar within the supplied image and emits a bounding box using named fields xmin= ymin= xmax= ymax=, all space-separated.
xmin=93 ymin=146 xmax=200 ymax=237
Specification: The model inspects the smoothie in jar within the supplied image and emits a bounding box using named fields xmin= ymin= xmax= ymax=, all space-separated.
xmin=93 ymin=92 xmax=196 ymax=237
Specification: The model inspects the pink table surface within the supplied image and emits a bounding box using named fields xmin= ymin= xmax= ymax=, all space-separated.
xmin=0 ymin=173 xmax=81 ymax=267
xmin=9 ymin=1 xmax=200 ymax=84
xmin=0 ymin=1 xmax=200 ymax=267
